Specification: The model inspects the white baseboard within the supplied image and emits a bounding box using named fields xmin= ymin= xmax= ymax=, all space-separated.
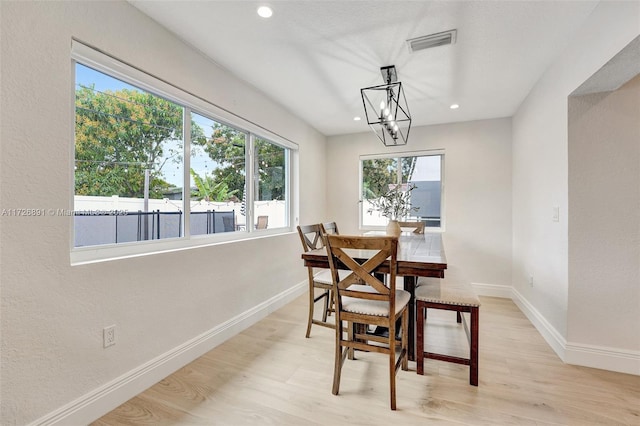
xmin=565 ymin=342 xmax=640 ymax=376
xmin=471 ymin=282 xmax=512 ymax=298
xmin=510 ymin=287 xmax=567 ymax=360
xmin=510 ymin=288 xmax=640 ymax=376
xmin=472 ymin=283 xmax=569 ymax=362
xmin=29 ymin=282 xmax=307 ymax=426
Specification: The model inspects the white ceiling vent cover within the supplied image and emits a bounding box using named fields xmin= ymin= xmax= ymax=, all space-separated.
xmin=407 ymin=29 xmax=457 ymax=53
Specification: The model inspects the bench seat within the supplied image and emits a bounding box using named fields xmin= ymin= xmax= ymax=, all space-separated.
xmin=415 ymin=278 xmax=480 ymax=386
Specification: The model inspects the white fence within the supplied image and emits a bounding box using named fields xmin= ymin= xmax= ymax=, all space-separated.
xmin=74 ymin=195 xmax=286 ymax=228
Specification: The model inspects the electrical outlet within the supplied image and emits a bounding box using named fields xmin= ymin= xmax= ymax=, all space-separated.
xmin=528 ymin=275 xmax=534 ymax=286
xmin=103 ymin=325 xmax=116 ymax=348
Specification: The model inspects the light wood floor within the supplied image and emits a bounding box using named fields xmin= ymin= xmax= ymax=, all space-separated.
xmin=92 ymin=295 xmax=640 ymax=425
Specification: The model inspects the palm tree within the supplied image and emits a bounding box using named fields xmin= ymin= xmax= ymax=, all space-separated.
xmin=190 ymin=169 xmax=238 ymax=202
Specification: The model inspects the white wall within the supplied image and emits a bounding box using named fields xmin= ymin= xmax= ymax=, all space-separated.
xmin=0 ymin=1 xmax=326 ymax=424
xmin=512 ymin=0 xmax=640 ymax=372
xmin=327 ymin=118 xmax=513 ymax=292
xmin=568 ymin=74 xmax=640 ymax=373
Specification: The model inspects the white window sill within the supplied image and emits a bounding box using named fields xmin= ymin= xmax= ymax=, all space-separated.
xmin=70 ymin=228 xmax=294 ymax=265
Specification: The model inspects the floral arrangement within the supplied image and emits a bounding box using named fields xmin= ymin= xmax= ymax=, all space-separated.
xmin=367 ymin=183 xmax=419 ymax=221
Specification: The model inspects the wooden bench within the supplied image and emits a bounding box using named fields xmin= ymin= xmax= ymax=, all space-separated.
xmin=415 ymin=278 xmax=480 ymax=386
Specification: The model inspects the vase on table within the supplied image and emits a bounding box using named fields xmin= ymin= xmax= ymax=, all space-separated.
xmin=386 ymin=219 xmax=401 ymax=237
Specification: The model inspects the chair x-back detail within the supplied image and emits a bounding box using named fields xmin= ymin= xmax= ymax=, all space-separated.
xmin=324 ymin=234 xmax=409 ymax=410
xmin=297 ymin=224 xmax=336 ymax=337
xmin=322 ymin=221 xmax=339 ymax=235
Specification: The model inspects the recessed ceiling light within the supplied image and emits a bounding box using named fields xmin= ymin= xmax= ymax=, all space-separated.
xmin=450 ymin=104 xmax=460 ymax=109
xmin=257 ymin=6 xmax=273 ymax=18
xmin=353 ymin=116 xmax=361 ymax=121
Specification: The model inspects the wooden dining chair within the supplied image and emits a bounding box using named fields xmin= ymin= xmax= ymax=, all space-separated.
xmin=397 ymin=220 xmax=425 ymax=234
xmin=320 ymin=222 xmax=340 ymax=315
xmin=297 ymin=224 xmax=337 ymax=338
xmin=324 ymin=234 xmax=409 ymax=410
xmin=322 ymin=221 xmax=339 ymax=235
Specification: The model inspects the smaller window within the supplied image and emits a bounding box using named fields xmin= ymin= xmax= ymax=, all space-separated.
xmin=361 ymin=153 xmax=443 ymax=229
xmin=253 ymin=137 xmax=289 ymax=230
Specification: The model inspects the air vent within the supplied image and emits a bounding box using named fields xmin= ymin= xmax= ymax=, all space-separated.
xmin=407 ymin=29 xmax=457 ymax=53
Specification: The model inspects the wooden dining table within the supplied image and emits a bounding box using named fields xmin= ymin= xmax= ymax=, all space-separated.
xmin=301 ymin=230 xmax=447 ymax=361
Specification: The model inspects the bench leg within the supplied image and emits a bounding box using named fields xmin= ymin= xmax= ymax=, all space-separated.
xmin=416 ymin=301 xmax=480 ymax=386
xmin=470 ymin=306 xmax=479 ymax=386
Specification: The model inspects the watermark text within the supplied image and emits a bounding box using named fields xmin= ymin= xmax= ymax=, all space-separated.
xmin=1 ymin=208 xmax=129 ymax=217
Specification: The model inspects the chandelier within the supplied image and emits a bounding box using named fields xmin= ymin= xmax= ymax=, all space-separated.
xmin=360 ymin=65 xmax=412 ymax=146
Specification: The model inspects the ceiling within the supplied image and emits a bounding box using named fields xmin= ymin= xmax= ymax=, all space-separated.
xmin=130 ymin=1 xmax=600 ymax=137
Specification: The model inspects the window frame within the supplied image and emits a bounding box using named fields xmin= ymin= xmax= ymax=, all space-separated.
xmin=359 ymin=149 xmax=445 ymax=232
xmin=70 ymin=41 xmax=298 ymax=265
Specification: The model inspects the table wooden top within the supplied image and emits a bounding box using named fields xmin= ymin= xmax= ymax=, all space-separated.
xmin=301 ymin=231 xmax=447 ymax=277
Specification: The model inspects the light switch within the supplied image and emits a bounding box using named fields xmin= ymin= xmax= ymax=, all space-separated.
xmin=552 ymin=206 xmax=559 ymax=222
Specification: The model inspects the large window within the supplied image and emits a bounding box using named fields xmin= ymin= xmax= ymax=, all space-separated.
xmin=72 ymin=42 xmax=295 ymax=255
xmin=361 ymin=153 xmax=443 ymax=229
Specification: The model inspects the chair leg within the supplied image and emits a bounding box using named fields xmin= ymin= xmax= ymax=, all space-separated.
xmin=401 ymin=308 xmax=409 ymax=371
xmin=416 ymin=301 xmax=425 ymax=375
xmin=321 ymin=289 xmax=329 ymax=323
xmin=327 ymin=290 xmax=334 ymax=316
xmin=347 ymin=322 xmax=355 ymax=360
xmin=470 ymin=307 xmax=479 ymax=386
xmin=389 ymin=324 xmax=397 ymax=411
xmin=305 ymin=283 xmax=315 ymax=338
xmin=332 ymin=319 xmax=344 ymax=395
xmin=389 ymin=353 xmax=396 ymax=410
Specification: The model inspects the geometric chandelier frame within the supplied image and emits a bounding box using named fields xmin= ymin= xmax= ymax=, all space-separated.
xmin=361 ymin=65 xmax=412 ymax=146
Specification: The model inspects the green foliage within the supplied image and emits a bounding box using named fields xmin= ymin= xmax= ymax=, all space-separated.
xmin=254 ymin=137 xmax=286 ymax=201
xmin=75 ymin=82 xmax=284 ymax=204
xmin=190 ymin=169 xmax=239 ymax=202
xmin=191 ymin=124 xmax=286 ymax=201
xmin=75 ymin=85 xmax=205 ymax=199
xmin=192 ymin=122 xmax=247 ymax=200
xmin=362 ymin=158 xmax=396 ymax=199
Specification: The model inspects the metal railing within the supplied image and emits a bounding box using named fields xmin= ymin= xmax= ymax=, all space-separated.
xmin=74 ymin=210 xmax=235 ymax=247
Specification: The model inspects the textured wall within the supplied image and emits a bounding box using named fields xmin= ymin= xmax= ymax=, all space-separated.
xmin=0 ymin=1 xmax=326 ymax=424
xmin=568 ymin=75 xmax=640 ymax=352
